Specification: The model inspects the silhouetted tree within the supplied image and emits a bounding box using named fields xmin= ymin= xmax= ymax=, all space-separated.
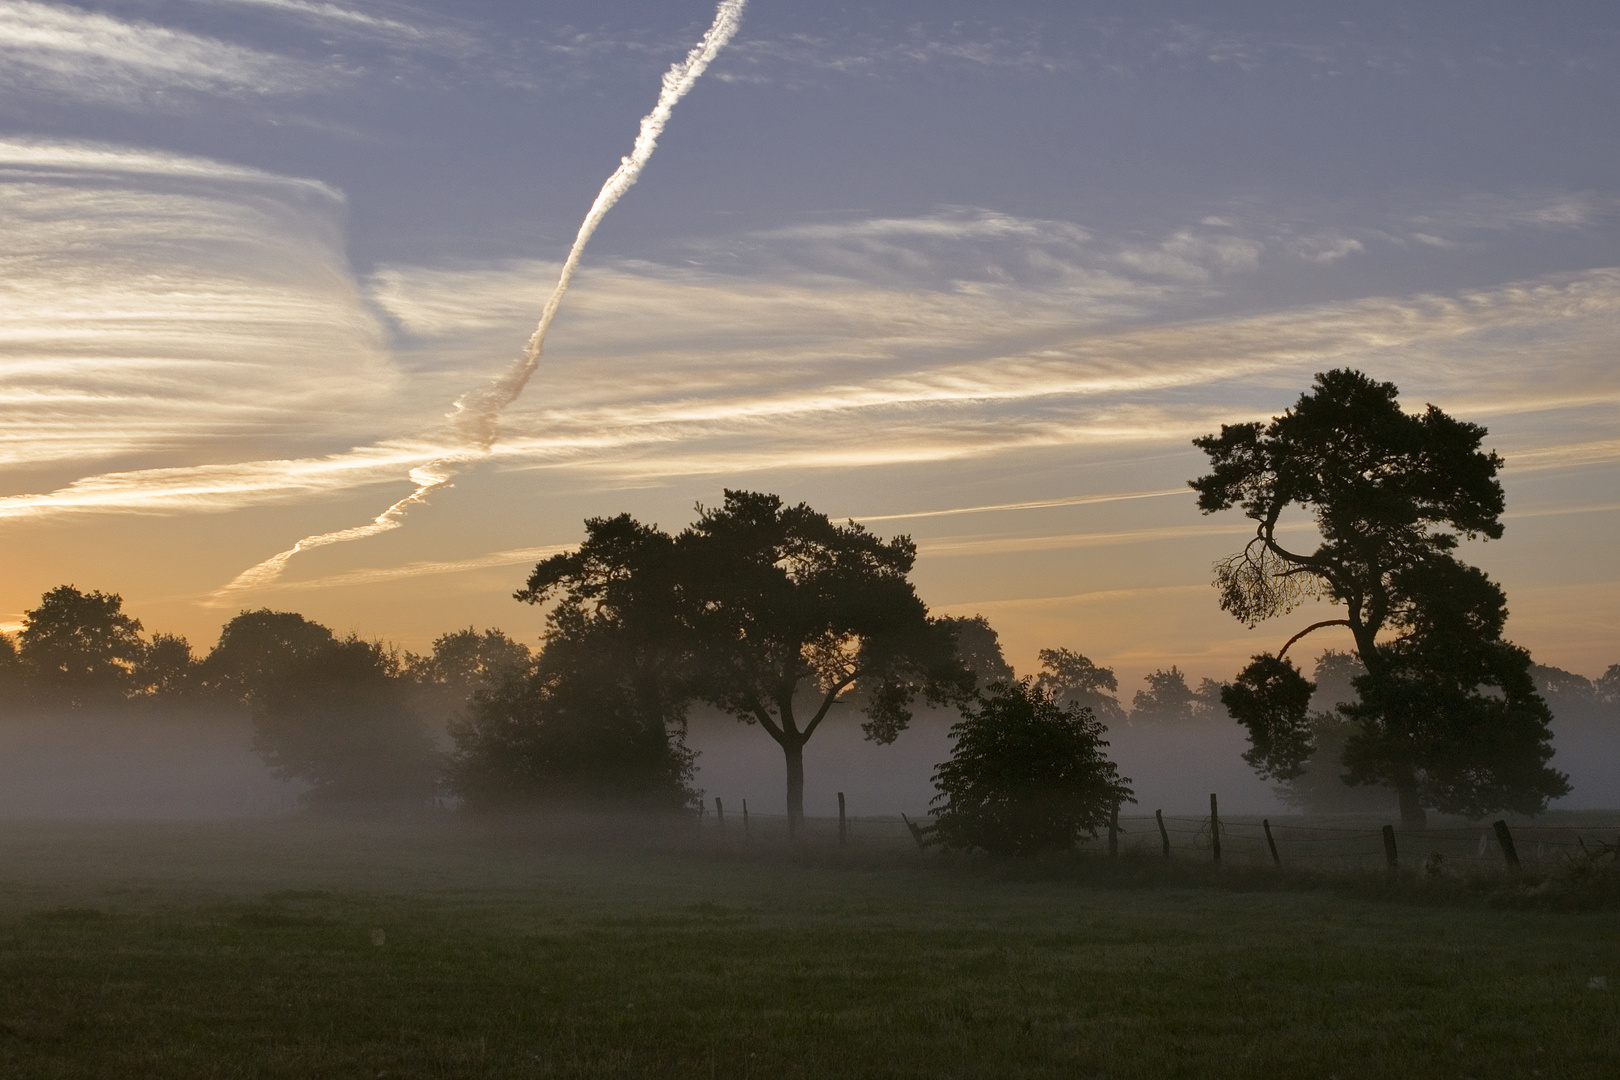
xmin=940 ymin=615 xmax=1015 ymax=690
xmin=1193 ymin=369 xmax=1566 ymax=828
xmin=1597 ymin=665 xmax=1620 ymax=710
xmin=407 ymin=627 xmax=533 ymax=729
xmin=17 ymin=586 xmax=144 ymax=708
xmin=1130 ymin=666 xmax=1201 ymax=723
xmin=201 ymin=609 xmax=336 ymax=708
xmin=0 ymin=633 xmax=22 ymax=711
xmin=1034 ymin=648 xmax=1125 ymax=723
xmin=677 ymin=492 xmax=973 ymax=833
xmin=930 ymin=680 xmax=1133 ymax=858
xmin=501 ymin=513 xmax=698 ymax=810
xmin=252 ymin=636 xmax=438 ymax=808
xmin=447 ymin=625 xmax=696 ymax=811
xmin=1272 ymin=651 xmax=1393 ymax=813
xmin=1529 ymin=664 xmax=1599 ymax=717
xmin=132 ymin=633 xmax=200 ymax=700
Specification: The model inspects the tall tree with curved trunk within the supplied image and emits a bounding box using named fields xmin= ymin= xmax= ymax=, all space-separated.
xmin=1192 ymin=369 xmax=1566 ymax=829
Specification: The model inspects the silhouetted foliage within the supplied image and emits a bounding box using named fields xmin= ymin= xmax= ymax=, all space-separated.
xmin=1598 ymin=665 xmax=1620 ymax=710
xmin=0 ymin=633 xmax=21 ymax=709
xmin=1034 ymin=648 xmax=1125 ymax=723
xmin=677 ymin=491 xmax=974 ymax=829
xmin=133 ymin=633 xmax=199 ymax=700
xmin=448 ymin=625 xmax=696 ymax=811
xmin=1339 ymin=559 xmax=1561 ymax=819
xmin=1192 ymin=369 xmax=1567 ymax=827
xmin=1272 ymin=651 xmax=1393 ymax=813
xmin=930 ymin=680 xmax=1133 ymax=858
xmin=940 ymin=615 xmax=1015 ymax=690
xmin=492 ymin=512 xmax=698 ymax=809
xmin=1529 ymin=664 xmax=1600 ymax=717
xmin=18 ymin=586 xmax=145 ymax=708
xmin=511 ymin=492 xmax=973 ymax=829
xmin=252 ymin=636 xmax=438 ymax=808
xmin=1220 ymin=654 xmax=1315 ymax=780
xmin=201 ymin=610 xmax=336 ymax=708
xmin=407 ymin=627 xmax=532 ymax=729
xmin=1130 ymin=666 xmax=1208 ymax=723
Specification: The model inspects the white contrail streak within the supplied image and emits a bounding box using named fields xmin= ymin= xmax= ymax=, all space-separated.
xmin=212 ymin=0 xmax=747 ymax=605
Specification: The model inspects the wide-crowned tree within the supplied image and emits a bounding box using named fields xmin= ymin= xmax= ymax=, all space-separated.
xmin=677 ymin=491 xmax=974 ymax=833
xmin=1191 ymin=369 xmax=1566 ymax=828
xmin=514 ymin=494 xmax=973 ymax=832
xmin=200 ymin=609 xmax=336 ymax=708
xmin=253 ymin=636 xmax=439 ymax=808
xmin=17 ymin=585 xmax=145 ymax=708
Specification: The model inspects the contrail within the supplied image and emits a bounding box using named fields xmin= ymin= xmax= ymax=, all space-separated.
xmin=212 ymin=0 xmax=748 ymax=605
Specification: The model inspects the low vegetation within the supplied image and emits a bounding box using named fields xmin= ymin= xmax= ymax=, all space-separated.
xmin=0 ymin=818 xmax=1617 ymax=1078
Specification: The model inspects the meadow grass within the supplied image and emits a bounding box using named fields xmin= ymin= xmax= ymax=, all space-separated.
xmin=0 ymin=816 xmax=1616 ymax=1078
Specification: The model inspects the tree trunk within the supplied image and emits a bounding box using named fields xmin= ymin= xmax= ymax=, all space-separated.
xmin=783 ymin=739 xmax=805 ymax=838
xmin=1397 ymin=777 xmax=1427 ymax=832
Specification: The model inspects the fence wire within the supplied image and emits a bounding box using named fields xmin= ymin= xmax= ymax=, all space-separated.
xmin=692 ymin=801 xmax=1620 ymax=871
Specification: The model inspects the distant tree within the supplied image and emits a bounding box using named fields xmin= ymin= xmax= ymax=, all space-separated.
xmin=1193 ymin=677 xmax=1227 ymax=718
xmin=132 ymin=633 xmax=200 ymax=700
xmin=407 ymin=628 xmax=533 ymax=729
xmin=1272 ymin=651 xmax=1394 ymax=813
xmin=1309 ymin=650 xmax=1364 ymax=713
xmin=0 ymin=633 xmax=22 ymax=711
xmin=1192 ymin=369 xmax=1567 ymax=828
xmin=200 ymin=610 xmax=336 ymax=708
xmin=1130 ymin=666 xmax=1201 ymax=723
xmin=17 ymin=585 xmax=145 ymax=708
xmin=1034 ymin=648 xmax=1125 ymax=723
xmin=1597 ymin=665 xmax=1620 ymax=710
xmin=1528 ymin=664 xmax=1599 ymax=717
xmin=940 ymin=616 xmax=1015 ymax=690
xmin=930 ymin=680 xmax=1133 ymax=858
xmin=252 ymin=636 xmax=438 ymax=808
xmin=676 ymin=492 xmax=973 ymax=833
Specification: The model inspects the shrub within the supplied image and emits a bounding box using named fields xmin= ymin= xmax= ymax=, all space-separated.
xmin=930 ymin=679 xmax=1133 ymax=857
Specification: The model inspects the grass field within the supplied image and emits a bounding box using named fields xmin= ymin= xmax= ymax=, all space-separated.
xmin=1 ymin=815 xmax=1617 ymax=1078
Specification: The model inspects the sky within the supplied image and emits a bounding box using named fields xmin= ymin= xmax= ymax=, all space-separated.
xmin=0 ymin=0 xmax=1617 ymax=689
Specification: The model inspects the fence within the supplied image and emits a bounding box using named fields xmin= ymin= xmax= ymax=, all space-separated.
xmin=694 ymin=793 xmax=1620 ymax=873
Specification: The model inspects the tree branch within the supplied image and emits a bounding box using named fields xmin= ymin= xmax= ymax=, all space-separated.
xmin=1278 ymin=620 xmax=1354 ymax=661
xmin=802 ymin=672 xmax=859 ymax=741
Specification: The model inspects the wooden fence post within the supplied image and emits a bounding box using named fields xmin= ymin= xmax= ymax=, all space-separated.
xmin=838 ymin=792 xmax=847 ymax=846
xmin=1263 ymin=819 xmax=1280 ymax=866
xmin=1493 ymin=820 xmax=1521 ymax=874
xmin=1382 ymin=824 xmax=1398 ymax=873
xmin=742 ymin=799 xmax=749 ymax=840
xmin=1209 ymin=793 xmax=1221 ymax=865
xmin=1108 ymin=803 xmax=1119 ymax=857
xmin=1155 ymin=810 xmax=1170 ymax=857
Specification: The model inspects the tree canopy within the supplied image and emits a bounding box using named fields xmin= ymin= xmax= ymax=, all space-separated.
xmin=1192 ymin=369 xmax=1567 ymax=827
xmin=17 ymin=585 xmax=145 ymax=707
xmin=513 ymin=491 xmax=973 ymax=831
